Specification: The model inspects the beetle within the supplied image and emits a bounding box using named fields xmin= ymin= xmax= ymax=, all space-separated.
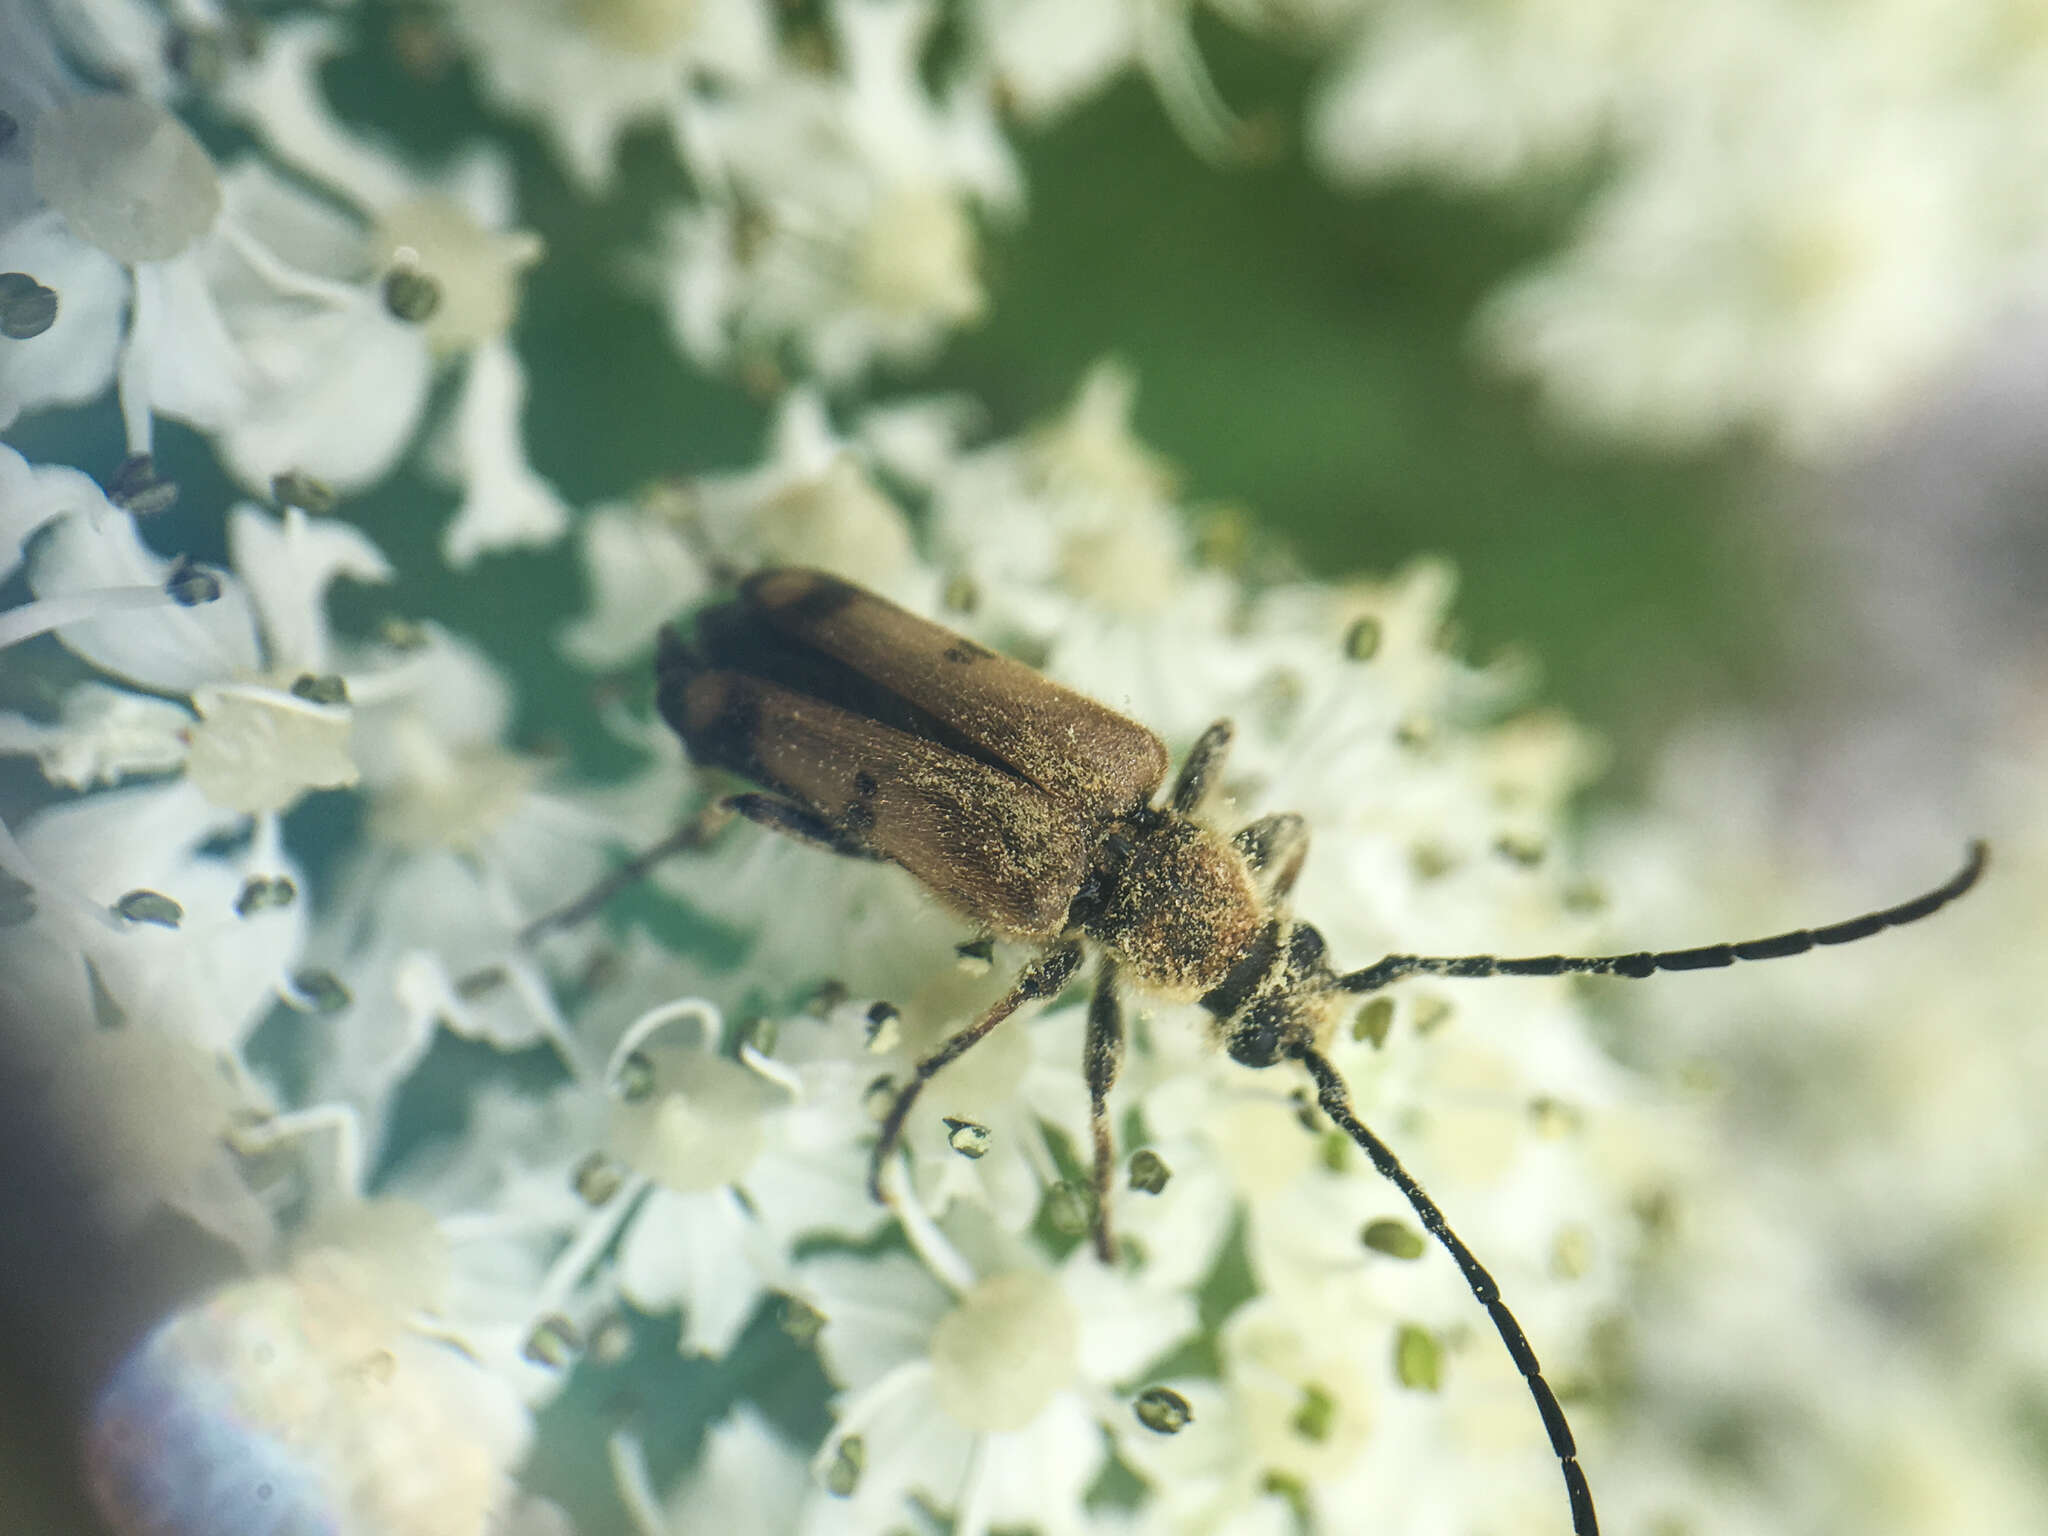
xmin=651 ymin=565 xmax=1988 ymax=1536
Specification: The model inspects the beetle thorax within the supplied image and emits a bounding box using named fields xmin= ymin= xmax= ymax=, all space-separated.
xmin=1078 ymin=813 xmax=1264 ymax=997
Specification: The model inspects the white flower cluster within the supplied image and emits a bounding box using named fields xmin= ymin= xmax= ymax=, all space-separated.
xmin=0 ymin=5 xmax=1703 ymax=1536
xmin=955 ymin=0 xmax=2048 ymax=457
xmin=2 ymin=0 xmax=562 ymax=566
xmin=2 ymin=250 xmax=1656 ymax=1536
xmin=1306 ymin=0 xmax=2048 ymax=456
xmin=572 ymin=369 xmax=1646 ymax=1533
xmin=1587 ymin=718 xmax=2048 ymax=1535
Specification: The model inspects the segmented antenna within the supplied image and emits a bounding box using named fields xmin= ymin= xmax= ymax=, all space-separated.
xmin=1336 ymin=841 xmax=1986 ymax=995
xmin=1295 ymin=1045 xmax=1597 ymax=1535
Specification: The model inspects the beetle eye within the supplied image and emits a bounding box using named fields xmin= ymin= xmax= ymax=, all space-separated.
xmin=1287 ymin=923 xmax=1327 ymax=974
xmin=1226 ymin=1002 xmax=1284 ymax=1069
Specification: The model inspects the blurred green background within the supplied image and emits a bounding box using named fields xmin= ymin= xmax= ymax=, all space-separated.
xmin=7 ymin=10 xmax=1777 ymax=808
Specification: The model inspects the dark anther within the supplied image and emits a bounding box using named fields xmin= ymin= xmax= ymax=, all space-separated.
xmin=234 ymin=875 xmax=297 ymax=917
xmin=1342 ymin=615 xmax=1382 ymax=661
xmin=289 ymin=968 xmax=351 ymax=1014
xmin=271 ymin=470 xmax=337 ymax=514
xmin=113 ymin=889 xmax=184 ymax=928
xmin=107 ymin=454 xmax=178 ymax=517
xmin=0 ymin=272 xmax=58 ymax=339
xmin=1133 ymin=1386 xmax=1194 ymax=1435
xmin=290 ymin=673 xmax=350 ymax=706
xmin=164 ymin=556 xmax=222 ymax=607
xmin=383 ymin=266 xmax=442 ymax=324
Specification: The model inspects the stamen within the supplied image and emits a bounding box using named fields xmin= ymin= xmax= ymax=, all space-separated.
xmin=881 ymin=1154 xmax=977 ymax=1294
xmin=0 ymin=569 xmax=218 ymax=649
xmin=228 ymin=1103 xmax=366 ymax=1200
xmin=532 ymin=1172 xmax=651 ymax=1319
xmin=105 ymin=452 xmax=177 ymax=515
xmin=603 ymin=998 xmax=720 ymax=1087
xmin=1134 ymin=1 xmax=1251 ymax=166
xmin=605 ymin=1429 xmax=671 ymax=1536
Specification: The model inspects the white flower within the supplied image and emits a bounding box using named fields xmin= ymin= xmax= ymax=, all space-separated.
xmin=597 ymin=371 xmax=1644 ymax=1536
xmin=217 ymin=19 xmax=566 ymax=562
xmin=652 ymin=0 xmax=1022 ymax=384
xmin=793 ymin=1207 xmax=1197 ymax=1536
xmin=1306 ymin=0 xmax=2048 ymax=454
xmin=292 ymin=626 xmax=634 ymax=1121
xmin=982 ymin=0 xmax=1264 ymax=163
xmin=17 ymin=498 xmax=389 ymax=814
xmin=444 ymin=0 xmax=776 ymax=193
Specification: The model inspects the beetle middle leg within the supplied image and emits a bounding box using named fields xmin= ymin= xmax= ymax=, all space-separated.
xmin=1084 ymin=956 xmax=1126 ymax=1263
xmin=868 ymin=939 xmax=1086 ymax=1203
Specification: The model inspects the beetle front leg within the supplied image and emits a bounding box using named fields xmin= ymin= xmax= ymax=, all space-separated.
xmin=1233 ymin=811 xmax=1309 ymax=898
xmin=1170 ymin=720 xmax=1234 ymax=814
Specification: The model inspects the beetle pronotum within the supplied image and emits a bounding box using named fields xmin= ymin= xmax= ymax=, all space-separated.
xmin=647 ymin=566 xmax=1987 ymax=1536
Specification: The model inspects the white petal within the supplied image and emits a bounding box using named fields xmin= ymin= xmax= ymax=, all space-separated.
xmin=122 ymin=252 xmax=252 ymax=441
xmin=217 ymin=290 xmax=432 ymax=492
xmin=29 ymin=505 xmax=265 ymax=692
xmin=0 ymin=441 xmax=110 ymax=582
xmin=433 ymin=339 xmax=571 ymax=567
xmin=557 ymin=500 xmax=710 ymax=670
xmin=212 ymin=158 xmax=376 ymax=287
xmin=617 ymin=1185 xmax=775 ymax=1357
xmin=216 ymin=17 xmax=417 ymax=212
xmin=227 ymin=502 xmax=393 ymax=675
xmin=0 ymin=209 xmax=125 ymax=428
xmin=662 ymin=1409 xmax=808 ymax=1532
xmin=0 ymin=680 xmax=192 ymax=788
xmin=184 ymin=681 xmax=358 ymax=815
xmin=800 ymin=1250 xmax=952 ymax=1391
xmin=985 ymin=0 xmax=1139 ymax=123
xmin=7 ymin=778 xmax=304 ymax=1053
xmin=349 ymin=626 xmax=516 ymax=776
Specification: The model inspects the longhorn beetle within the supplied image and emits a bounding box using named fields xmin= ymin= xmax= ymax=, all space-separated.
xmin=650 ymin=566 xmax=1987 ymax=1536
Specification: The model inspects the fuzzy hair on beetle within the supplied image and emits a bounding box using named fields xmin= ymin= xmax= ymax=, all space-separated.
xmin=630 ymin=565 xmax=1989 ymax=1536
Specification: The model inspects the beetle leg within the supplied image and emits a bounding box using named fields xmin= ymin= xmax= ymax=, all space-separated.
xmin=1084 ymin=956 xmax=1126 ymax=1263
xmin=1233 ymin=811 xmax=1310 ymax=898
xmin=1170 ymin=719 xmax=1235 ymax=814
xmin=724 ymin=792 xmax=887 ymax=862
xmin=868 ymin=940 xmax=1086 ymax=1204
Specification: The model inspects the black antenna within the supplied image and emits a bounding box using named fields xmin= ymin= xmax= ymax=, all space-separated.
xmin=1336 ymin=841 xmax=1986 ymax=995
xmin=1296 ymin=1045 xmax=1597 ymax=1534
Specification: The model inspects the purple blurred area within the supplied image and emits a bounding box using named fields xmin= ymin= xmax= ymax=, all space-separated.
xmin=0 ymin=994 xmax=239 ymax=1536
